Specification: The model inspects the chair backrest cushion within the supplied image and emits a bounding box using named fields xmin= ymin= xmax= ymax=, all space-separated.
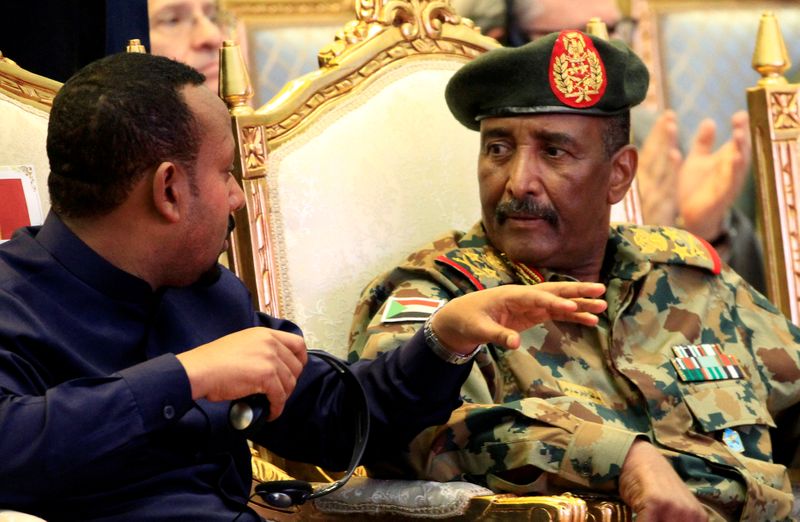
xmin=266 ymin=59 xmax=481 ymax=357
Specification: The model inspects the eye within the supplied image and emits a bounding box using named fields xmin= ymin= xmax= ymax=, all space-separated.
xmin=154 ymin=12 xmax=182 ymax=27
xmin=543 ymin=146 xmax=565 ymax=158
xmin=484 ymin=142 xmax=511 ymax=158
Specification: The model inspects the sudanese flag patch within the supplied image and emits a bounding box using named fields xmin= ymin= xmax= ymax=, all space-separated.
xmin=381 ymin=296 xmax=444 ymax=323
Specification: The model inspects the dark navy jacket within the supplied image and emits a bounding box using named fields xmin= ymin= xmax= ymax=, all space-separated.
xmin=0 ymin=214 xmax=470 ymax=521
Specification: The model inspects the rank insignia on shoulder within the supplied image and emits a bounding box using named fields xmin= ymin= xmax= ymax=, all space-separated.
xmin=670 ymin=344 xmax=745 ymax=382
xmin=722 ymin=428 xmax=745 ymax=453
xmin=381 ymin=296 xmax=444 ymax=323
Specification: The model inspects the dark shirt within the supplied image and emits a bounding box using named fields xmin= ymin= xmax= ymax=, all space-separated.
xmin=0 ymin=213 xmax=470 ymax=521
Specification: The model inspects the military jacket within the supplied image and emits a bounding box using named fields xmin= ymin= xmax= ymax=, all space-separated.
xmin=348 ymin=222 xmax=800 ymax=521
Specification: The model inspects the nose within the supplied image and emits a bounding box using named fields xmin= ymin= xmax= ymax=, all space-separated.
xmin=229 ymin=177 xmax=246 ymax=212
xmin=506 ymin=150 xmax=542 ymax=200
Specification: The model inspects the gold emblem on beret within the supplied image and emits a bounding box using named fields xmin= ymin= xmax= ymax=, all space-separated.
xmin=549 ymin=31 xmax=607 ymax=108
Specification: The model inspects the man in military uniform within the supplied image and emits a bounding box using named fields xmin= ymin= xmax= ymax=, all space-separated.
xmin=349 ymin=30 xmax=799 ymax=521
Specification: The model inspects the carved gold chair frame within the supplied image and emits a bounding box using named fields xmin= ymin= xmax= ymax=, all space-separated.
xmin=747 ymin=12 xmax=800 ymax=323
xmin=0 ymin=52 xmax=60 ymax=111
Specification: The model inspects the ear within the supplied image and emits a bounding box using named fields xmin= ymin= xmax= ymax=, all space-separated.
xmin=607 ymin=144 xmax=637 ymax=205
xmin=152 ymin=161 xmax=188 ymax=223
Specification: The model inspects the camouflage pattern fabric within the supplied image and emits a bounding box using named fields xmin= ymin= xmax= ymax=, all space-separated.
xmin=348 ymin=221 xmax=800 ymax=521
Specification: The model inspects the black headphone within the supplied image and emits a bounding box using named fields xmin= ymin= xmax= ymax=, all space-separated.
xmin=228 ymin=350 xmax=370 ymax=509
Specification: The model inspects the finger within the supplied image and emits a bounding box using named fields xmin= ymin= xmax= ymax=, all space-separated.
xmin=730 ymin=109 xmax=749 ymax=129
xmin=569 ymin=297 xmax=609 ymax=314
xmin=261 ymin=362 xmax=297 ymax=421
xmin=266 ymin=329 xmax=309 ymax=366
xmin=688 ymin=118 xmax=716 ymax=156
xmin=536 ymin=281 xmax=606 ymax=299
xmin=558 ymin=311 xmax=601 ymax=327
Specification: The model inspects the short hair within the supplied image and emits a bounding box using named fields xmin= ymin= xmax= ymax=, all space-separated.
xmin=47 ymin=52 xmax=206 ymax=219
xmin=601 ymin=112 xmax=631 ymax=159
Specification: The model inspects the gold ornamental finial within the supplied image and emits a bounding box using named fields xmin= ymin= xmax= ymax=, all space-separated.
xmin=219 ymin=40 xmax=253 ymax=115
xmin=752 ymin=11 xmax=791 ymax=86
xmin=586 ymin=18 xmax=609 ymax=40
xmin=126 ymin=38 xmax=147 ymax=53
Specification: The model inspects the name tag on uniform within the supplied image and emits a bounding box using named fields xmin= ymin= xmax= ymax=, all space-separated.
xmin=671 ymin=344 xmax=744 ymax=383
xmin=558 ymin=380 xmax=609 ymax=406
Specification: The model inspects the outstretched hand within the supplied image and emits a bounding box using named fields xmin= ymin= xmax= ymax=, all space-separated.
xmin=431 ymin=282 xmax=607 ymax=353
xmin=677 ymin=111 xmax=751 ymax=241
xmin=637 ymin=110 xmax=752 ymax=242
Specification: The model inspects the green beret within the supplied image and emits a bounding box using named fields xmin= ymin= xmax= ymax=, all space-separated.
xmin=446 ymin=30 xmax=650 ymax=130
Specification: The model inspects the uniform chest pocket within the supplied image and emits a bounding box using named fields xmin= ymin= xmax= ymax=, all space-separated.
xmin=678 ymin=379 xmax=776 ymax=432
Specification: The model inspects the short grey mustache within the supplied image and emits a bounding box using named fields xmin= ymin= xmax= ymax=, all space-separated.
xmin=496 ymin=198 xmax=558 ymax=226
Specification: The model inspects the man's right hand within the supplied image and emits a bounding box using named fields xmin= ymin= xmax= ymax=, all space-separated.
xmin=176 ymin=327 xmax=307 ymax=420
xmin=619 ymin=440 xmax=708 ymax=522
xmin=431 ymin=282 xmax=607 ymax=353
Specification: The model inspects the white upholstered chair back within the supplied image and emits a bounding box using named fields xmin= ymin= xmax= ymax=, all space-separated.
xmin=262 ymin=60 xmax=482 ymax=358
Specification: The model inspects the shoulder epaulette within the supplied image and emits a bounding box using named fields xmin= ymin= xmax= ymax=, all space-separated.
xmin=434 ymin=247 xmax=519 ymax=290
xmin=621 ymin=225 xmax=722 ymax=274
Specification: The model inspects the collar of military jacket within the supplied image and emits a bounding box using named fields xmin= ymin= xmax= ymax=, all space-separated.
xmin=434 ymin=222 xmax=721 ymax=290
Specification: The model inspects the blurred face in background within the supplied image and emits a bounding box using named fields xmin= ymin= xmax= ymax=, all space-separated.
xmin=516 ymin=0 xmax=631 ymax=43
xmin=148 ymin=0 xmax=225 ymax=91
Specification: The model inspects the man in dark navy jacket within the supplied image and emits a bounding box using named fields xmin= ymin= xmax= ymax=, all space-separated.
xmin=0 ymin=52 xmax=607 ymax=521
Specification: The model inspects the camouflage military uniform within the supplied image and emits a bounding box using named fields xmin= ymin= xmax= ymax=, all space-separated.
xmin=349 ymin=221 xmax=800 ymax=521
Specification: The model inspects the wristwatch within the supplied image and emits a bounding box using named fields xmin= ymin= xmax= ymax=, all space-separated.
xmin=423 ymin=313 xmax=481 ymax=365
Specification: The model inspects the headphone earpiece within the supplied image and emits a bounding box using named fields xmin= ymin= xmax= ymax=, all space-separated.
xmin=254 ymin=479 xmax=314 ymax=508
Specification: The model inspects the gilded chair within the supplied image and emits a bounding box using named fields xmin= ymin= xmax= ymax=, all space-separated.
xmin=0 ymin=52 xmax=60 ymax=237
xmin=746 ymin=11 xmax=800 ymax=518
xmin=0 ymin=52 xmax=58 ymax=522
xmin=221 ymin=1 xmax=635 ymax=520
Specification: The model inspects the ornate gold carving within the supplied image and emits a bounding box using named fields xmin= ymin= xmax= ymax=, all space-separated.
xmin=243 ymin=178 xmax=277 ymax=314
xmin=770 ymin=91 xmax=800 ymax=131
xmin=241 ymin=125 xmax=268 ymax=170
xmin=220 ymin=40 xmax=254 ymax=116
xmin=126 ymin=39 xmax=147 ymax=53
xmin=263 ymin=39 xmax=486 ymax=142
xmin=0 ymin=58 xmax=61 ymax=112
xmin=774 ymin=139 xmax=800 ymax=311
xmin=319 ymin=0 xmax=473 ymax=65
xmin=752 ymin=11 xmax=791 ymax=87
xmin=253 ymin=0 xmax=498 ymax=145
